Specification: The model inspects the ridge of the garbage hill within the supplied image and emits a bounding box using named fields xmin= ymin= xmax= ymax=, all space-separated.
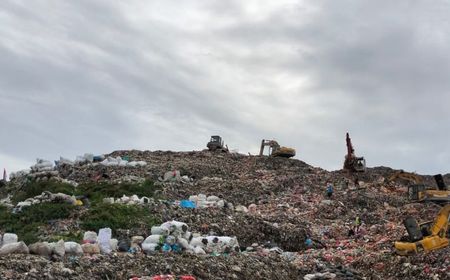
xmin=0 ymin=150 xmax=448 ymax=280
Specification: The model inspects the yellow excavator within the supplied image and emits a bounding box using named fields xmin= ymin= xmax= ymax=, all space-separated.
xmin=395 ymin=204 xmax=450 ymax=255
xmin=407 ymin=174 xmax=450 ymax=204
xmin=387 ymin=171 xmax=450 ymax=203
xmin=259 ymin=139 xmax=295 ymax=158
xmin=387 ymin=170 xmax=423 ymax=185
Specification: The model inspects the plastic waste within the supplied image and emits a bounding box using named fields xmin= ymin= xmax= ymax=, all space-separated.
xmin=177 ymin=238 xmax=191 ymax=250
xmin=193 ymin=246 xmax=206 ymax=254
xmin=142 ymin=243 xmax=159 ymax=253
xmin=82 ymin=243 xmax=100 ymax=254
xmin=51 ymin=239 xmax=66 ymax=257
xmin=29 ymin=242 xmax=52 ymax=257
xmin=162 ymin=243 xmax=172 ymax=252
xmin=163 ymin=170 xmax=181 ymax=182
xmin=143 ymin=235 xmax=162 ymax=245
xmin=110 ymin=239 xmax=118 ymax=251
xmin=151 ymin=226 xmax=169 ymax=236
xmin=165 ymin=235 xmax=176 ymax=246
xmin=98 ymin=228 xmax=112 ymax=254
xmin=171 ymin=243 xmax=181 ymax=252
xmin=180 ymin=200 xmax=196 ymax=208
xmin=0 ymin=241 xmax=29 ymax=255
xmin=131 ymin=236 xmax=144 ymax=246
xmin=2 ymin=233 xmax=18 ymax=245
xmin=64 ymin=242 xmax=83 ymax=255
xmin=118 ymin=239 xmax=130 ymax=252
xmin=83 ymin=231 xmax=98 ymax=243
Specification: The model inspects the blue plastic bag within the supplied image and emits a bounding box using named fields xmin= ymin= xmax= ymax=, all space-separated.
xmin=180 ymin=200 xmax=196 ymax=208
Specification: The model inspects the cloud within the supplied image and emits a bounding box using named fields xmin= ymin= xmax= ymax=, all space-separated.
xmin=0 ymin=0 xmax=449 ymax=174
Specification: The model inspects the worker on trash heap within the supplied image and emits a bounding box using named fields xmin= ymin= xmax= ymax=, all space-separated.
xmin=305 ymin=237 xmax=313 ymax=248
xmin=326 ymin=183 xmax=334 ymax=198
xmin=354 ymin=216 xmax=361 ymax=233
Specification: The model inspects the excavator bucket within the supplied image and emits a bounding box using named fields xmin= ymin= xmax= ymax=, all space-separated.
xmin=403 ymin=216 xmax=423 ymax=242
xmin=434 ymin=174 xmax=447 ymax=191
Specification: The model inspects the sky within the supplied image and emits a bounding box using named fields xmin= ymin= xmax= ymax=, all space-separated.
xmin=1 ymin=0 xmax=450 ymax=176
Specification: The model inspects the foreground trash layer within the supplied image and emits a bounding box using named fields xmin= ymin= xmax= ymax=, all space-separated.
xmin=0 ymin=150 xmax=449 ymax=279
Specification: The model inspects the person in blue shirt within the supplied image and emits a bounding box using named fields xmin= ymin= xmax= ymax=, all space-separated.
xmin=305 ymin=237 xmax=313 ymax=248
xmin=326 ymin=184 xmax=333 ymax=198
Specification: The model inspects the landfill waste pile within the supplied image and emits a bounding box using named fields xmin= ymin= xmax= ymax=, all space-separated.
xmin=0 ymin=150 xmax=449 ymax=279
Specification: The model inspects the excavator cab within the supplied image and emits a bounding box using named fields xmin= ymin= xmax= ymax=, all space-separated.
xmin=408 ymin=184 xmax=427 ymax=201
xmin=354 ymin=157 xmax=366 ymax=172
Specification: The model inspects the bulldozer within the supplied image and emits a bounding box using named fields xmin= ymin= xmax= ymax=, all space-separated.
xmin=259 ymin=139 xmax=295 ymax=158
xmin=206 ymin=136 xmax=229 ymax=152
xmin=407 ymin=174 xmax=450 ymax=204
xmin=343 ymin=132 xmax=366 ymax=172
xmin=394 ymin=204 xmax=450 ymax=255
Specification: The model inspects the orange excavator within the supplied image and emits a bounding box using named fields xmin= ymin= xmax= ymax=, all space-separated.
xmin=343 ymin=132 xmax=366 ymax=172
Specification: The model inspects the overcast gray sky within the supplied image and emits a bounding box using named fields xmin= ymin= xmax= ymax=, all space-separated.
xmin=1 ymin=0 xmax=450 ymax=175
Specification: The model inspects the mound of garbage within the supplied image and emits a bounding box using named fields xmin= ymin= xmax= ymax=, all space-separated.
xmin=0 ymin=150 xmax=449 ymax=279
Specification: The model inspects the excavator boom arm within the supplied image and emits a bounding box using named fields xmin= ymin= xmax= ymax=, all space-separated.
xmin=431 ymin=205 xmax=450 ymax=236
xmin=346 ymin=132 xmax=354 ymax=157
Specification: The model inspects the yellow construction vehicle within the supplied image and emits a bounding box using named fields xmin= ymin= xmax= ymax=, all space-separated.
xmin=387 ymin=170 xmax=423 ymax=184
xmin=395 ymin=204 xmax=450 ymax=255
xmin=259 ymin=139 xmax=295 ymax=158
xmin=407 ymin=174 xmax=450 ymax=204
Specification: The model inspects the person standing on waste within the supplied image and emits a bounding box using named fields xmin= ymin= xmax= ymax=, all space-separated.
xmin=354 ymin=216 xmax=361 ymax=234
xmin=305 ymin=237 xmax=313 ymax=249
xmin=326 ymin=183 xmax=333 ymax=198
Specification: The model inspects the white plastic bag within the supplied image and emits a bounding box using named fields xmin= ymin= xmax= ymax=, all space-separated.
xmin=151 ymin=226 xmax=169 ymax=236
xmin=110 ymin=239 xmax=118 ymax=251
xmin=2 ymin=233 xmax=18 ymax=245
xmin=142 ymin=243 xmax=159 ymax=253
xmin=193 ymin=246 xmax=206 ymax=254
xmin=51 ymin=239 xmax=66 ymax=257
xmin=64 ymin=242 xmax=83 ymax=255
xmin=0 ymin=241 xmax=29 ymax=255
xmin=143 ymin=235 xmax=162 ymax=245
xmin=98 ymin=228 xmax=112 ymax=254
xmin=83 ymin=231 xmax=98 ymax=243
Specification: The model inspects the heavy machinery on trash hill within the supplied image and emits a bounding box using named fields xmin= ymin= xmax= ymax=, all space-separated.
xmin=343 ymin=132 xmax=366 ymax=172
xmin=206 ymin=136 xmax=229 ymax=152
xmin=407 ymin=174 xmax=450 ymax=204
xmin=394 ymin=204 xmax=450 ymax=255
xmin=387 ymin=170 xmax=423 ymax=185
xmin=259 ymin=139 xmax=296 ymax=158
